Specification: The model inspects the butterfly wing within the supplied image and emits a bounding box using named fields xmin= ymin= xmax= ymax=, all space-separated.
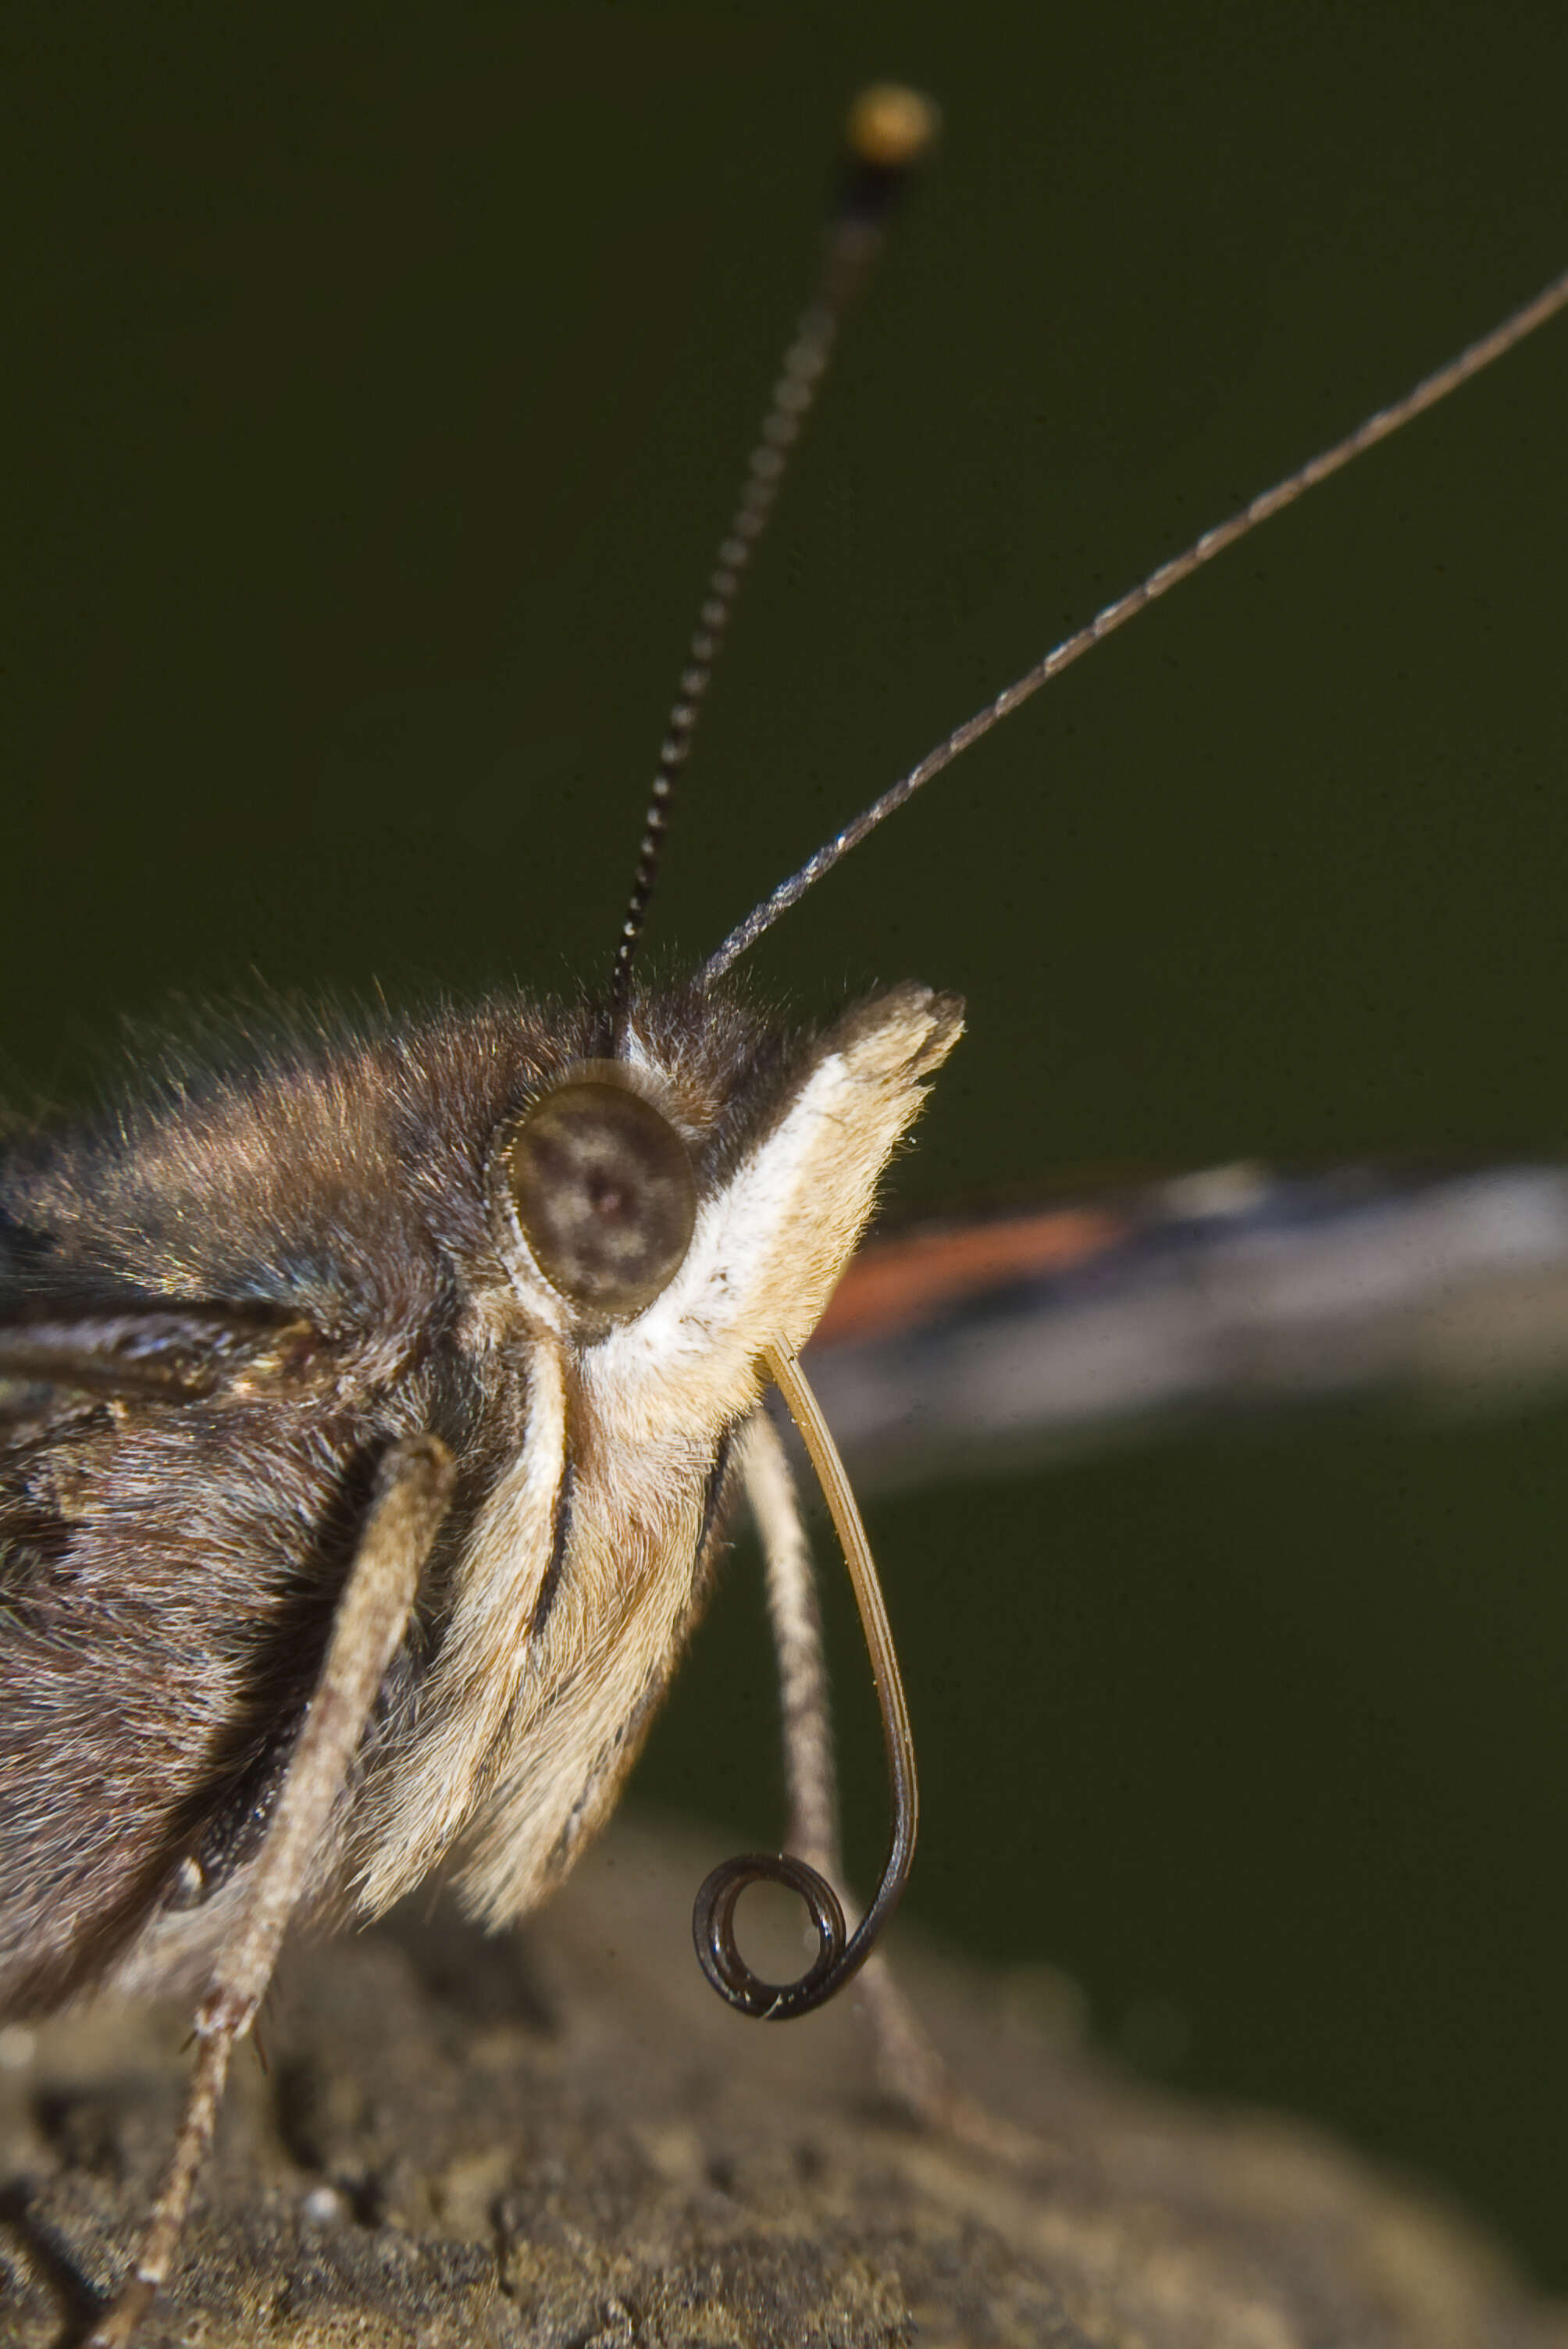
xmin=808 ymin=1164 xmax=1568 ymax=1490
xmin=0 ymin=1299 xmax=397 ymax=2012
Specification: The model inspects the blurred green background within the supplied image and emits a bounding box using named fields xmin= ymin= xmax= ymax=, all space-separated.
xmin=8 ymin=0 xmax=1566 ymax=2289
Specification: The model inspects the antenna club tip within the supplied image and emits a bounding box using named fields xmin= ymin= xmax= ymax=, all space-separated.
xmin=845 ymin=84 xmax=941 ymax=173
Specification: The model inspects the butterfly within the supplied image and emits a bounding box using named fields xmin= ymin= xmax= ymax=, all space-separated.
xmin=9 ymin=27 xmax=1568 ymax=2320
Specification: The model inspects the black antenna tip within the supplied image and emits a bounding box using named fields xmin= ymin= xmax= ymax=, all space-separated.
xmin=838 ymin=85 xmax=941 ymax=226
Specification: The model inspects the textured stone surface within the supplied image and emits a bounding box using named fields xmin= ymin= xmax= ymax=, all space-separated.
xmin=0 ymin=1816 xmax=1562 ymax=2347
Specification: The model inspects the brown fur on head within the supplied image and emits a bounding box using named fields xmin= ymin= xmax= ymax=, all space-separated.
xmin=0 ymin=978 xmax=960 ymax=2015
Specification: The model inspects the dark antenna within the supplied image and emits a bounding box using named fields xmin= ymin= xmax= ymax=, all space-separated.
xmin=701 ymin=263 xmax=1568 ymax=983
xmin=605 ymin=84 xmax=940 ymax=1042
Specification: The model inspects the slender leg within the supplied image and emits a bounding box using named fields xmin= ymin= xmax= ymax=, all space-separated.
xmin=742 ymin=1409 xmax=1039 ymax=2159
xmin=743 ymin=1405 xmax=842 ymax=1877
xmin=87 ymin=1433 xmax=455 ymax=2347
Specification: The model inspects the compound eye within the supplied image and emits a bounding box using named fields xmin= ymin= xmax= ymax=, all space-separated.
xmin=504 ymin=1080 xmax=697 ymax=1320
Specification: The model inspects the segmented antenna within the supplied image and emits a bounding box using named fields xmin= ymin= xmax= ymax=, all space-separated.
xmin=606 ymin=85 xmax=940 ymax=1039
xmin=702 ymin=263 xmax=1568 ymax=983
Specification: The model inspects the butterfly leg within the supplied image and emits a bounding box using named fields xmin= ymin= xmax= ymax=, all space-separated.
xmin=742 ymin=1409 xmax=1032 ymax=2154
xmin=85 ymin=1431 xmax=455 ymax=2347
xmin=744 ymin=1405 xmax=842 ymax=1879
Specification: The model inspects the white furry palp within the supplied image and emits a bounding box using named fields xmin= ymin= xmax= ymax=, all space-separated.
xmin=356 ymin=981 xmax=963 ymax=1927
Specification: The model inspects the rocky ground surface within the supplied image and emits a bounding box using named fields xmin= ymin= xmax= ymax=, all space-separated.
xmin=0 ymin=1815 xmax=1561 ymax=2347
